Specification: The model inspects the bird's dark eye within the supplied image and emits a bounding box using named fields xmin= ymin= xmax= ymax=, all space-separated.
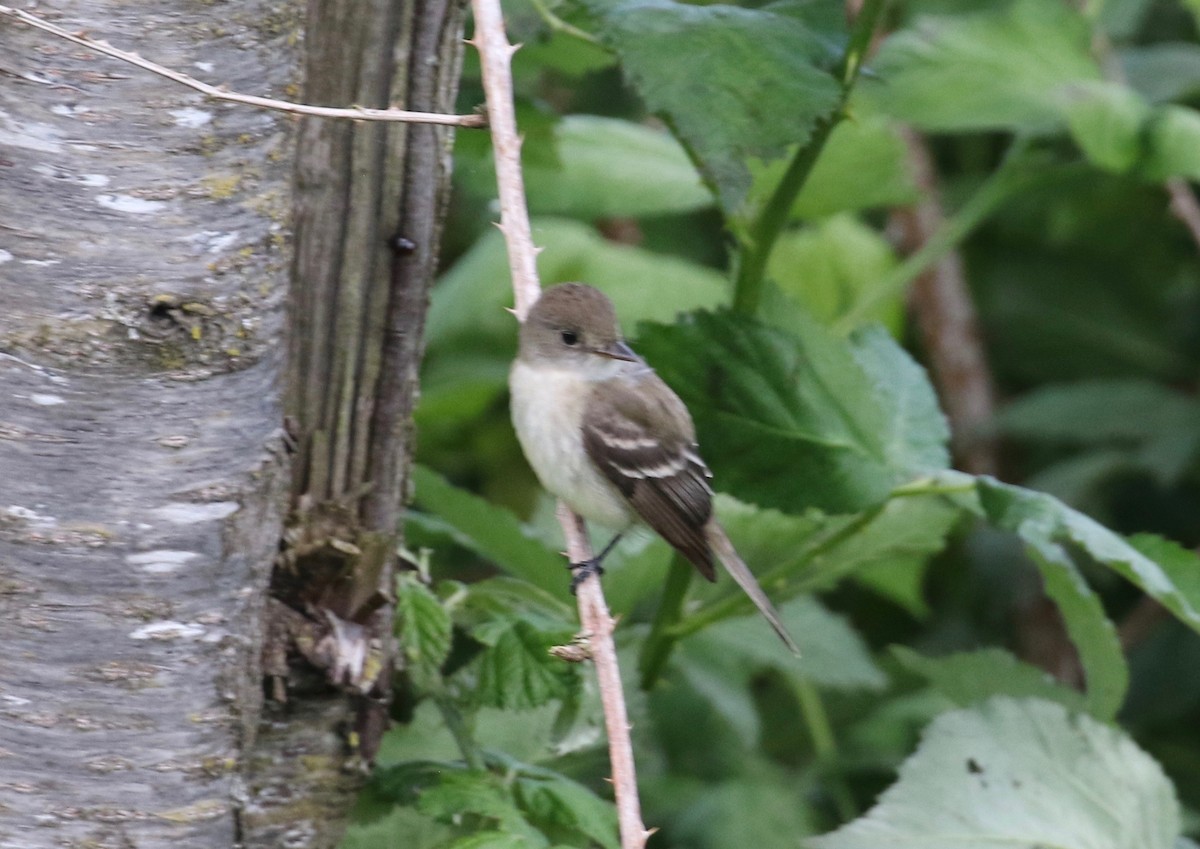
xmin=560 ymin=330 xmax=579 ymax=346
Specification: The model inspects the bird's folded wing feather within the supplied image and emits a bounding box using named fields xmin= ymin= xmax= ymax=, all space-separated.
xmin=581 ymin=374 xmax=717 ymax=580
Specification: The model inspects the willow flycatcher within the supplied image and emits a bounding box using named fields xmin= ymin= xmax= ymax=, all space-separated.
xmin=509 ymin=283 xmax=798 ymax=653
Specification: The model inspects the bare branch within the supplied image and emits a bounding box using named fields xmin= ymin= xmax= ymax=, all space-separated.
xmin=0 ymin=4 xmax=486 ymax=128
xmin=468 ymin=0 xmax=650 ymax=844
xmin=469 ymin=0 xmax=542 ymax=319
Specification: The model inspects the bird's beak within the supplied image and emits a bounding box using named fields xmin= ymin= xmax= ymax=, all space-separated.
xmin=594 ymin=339 xmax=639 ymax=362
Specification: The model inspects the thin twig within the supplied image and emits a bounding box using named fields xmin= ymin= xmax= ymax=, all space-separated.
xmin=526 ymin=0 xmax=601 ymax=45
xmin=0 ymin=4 xmax=486 ymax=128
xmin=468 ymin=1 xmax=650 ymax=846
xmin=469 ymin=0 xmax=541 ymax=320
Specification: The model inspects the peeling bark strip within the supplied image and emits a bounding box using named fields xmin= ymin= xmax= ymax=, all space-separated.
xmin=252 ymin=0 xmax=466 ymax=841
xmin=0 ymin=0 xmax=298 ymax=846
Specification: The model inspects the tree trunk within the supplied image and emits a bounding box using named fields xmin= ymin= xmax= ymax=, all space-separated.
xmin=0 ymin=0 xmax=466 ymax=845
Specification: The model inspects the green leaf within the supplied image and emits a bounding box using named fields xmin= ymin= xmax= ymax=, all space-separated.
xmin=996 ymin=379 xmax=1200 ymax=444
xmin=417 ymin=773 xmax=546 ymax=846
xmin=668 ymin=772 xmax=817 ymax=849
xmin=410 ymin=465 xmax=564 ymax=595
xmin=790 ymin=112 xmax=920 ymax=219
xmin=473 ymin=621 xmax=580 ymax=710
xmin=970 ymin=476 xmax=1128 ymax=719
xmin=765 ymin=215 xmax=903 ymax=333
xmin=442 ymin=832 xmax=533 ymax=849
xmin=1145 ymin=105 xmax=1200 ymax=182
xmin=514 ymin=771 xmax=619 ymax=849
xmin=396 ymin=575 xmax=454 ymax=686
xmin=527 ymin=116 xmax=711 ymax=218
xmin=974 ymin=476 xmax=1200 ymax=640
xmin=636 ymin=309 xmax=949 ymax=514
xmin=810 ymin=698 xmax=1181 ymax=849
xmin=1062 ymin=81 xmax=1151 ymax=173
xmin=1120 ymin=43 xmax=1200 ymax=104
xmin=691 ymin=596 xmax=888 ymax=693
xmin=680 ymin=493 xmax=956 ymax=634
xmin=868 ymin=0 xmax=1101 ymax=132
xmin=579 ymin=0 xmax=841 ymax=213
xmin=892 ymin=646 xmax=1089 ymax=713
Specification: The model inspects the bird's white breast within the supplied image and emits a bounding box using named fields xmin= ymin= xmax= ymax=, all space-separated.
xmin=509 ymin=360 xmax=633 ymax=529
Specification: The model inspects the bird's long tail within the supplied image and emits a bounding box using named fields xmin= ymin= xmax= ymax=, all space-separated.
xmin=706 ymin=522 xmax=801 ymax=655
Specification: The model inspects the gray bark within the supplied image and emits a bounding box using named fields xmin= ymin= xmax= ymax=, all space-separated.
xmin=0 ymin=0 xmax=466 ymax=842
xmin=0 ymin=1 xmax=297 ymax=846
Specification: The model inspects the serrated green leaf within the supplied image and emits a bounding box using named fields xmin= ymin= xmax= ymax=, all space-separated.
xmin=637 ymin=309 xmax=949 ymax=514
xmin=415 ymin=772 xmax=529 ymax=832
xmin=810 ymin=698 xmax=1181 ymax=849
xmin=514 ymin=772 xmax=619 ymax=849
xmin=474 ymin=621 xmax=580 ymax=710
xmin=1063 ymin=81 xmax=1151 ymax=173
xmin=867 ymin=0 xmax=1101 ymax=132
xmin=396 ymin=576 xmax=454 ymax=686
xmin=578 ymin=0 xmax=841 ymax=213
xmin=410 ymin=465 xmax=564 ymax=595
xmin=892 ymin=646 xmax=1089 ymax=713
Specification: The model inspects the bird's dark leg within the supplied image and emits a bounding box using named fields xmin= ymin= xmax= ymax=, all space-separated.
xmin=569 ymin=532 xmax=624 ymax=594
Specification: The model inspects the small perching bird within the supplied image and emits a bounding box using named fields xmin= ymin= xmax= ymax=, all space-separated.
xmin=509 ymin=283 xmax=799 ymax=653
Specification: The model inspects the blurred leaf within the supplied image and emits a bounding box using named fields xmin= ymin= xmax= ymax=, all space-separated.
xmin=1145 ymin=105 xmax=1200 ymax=182
xmin=457 ymin=116 xmax=712 ymax=219
xmin=513 ymin=770 xmax=619 ymax=849
xmin=690 ymin=596 xmax=888 ymax=693
xmin=442 ymin=832 xmax=531 ymax=849
xmin=459 ymin=577 xmax=577 ymax=635
xmin=426 ymin=217 xmax=727 ymax=355
xmin=709 ymin=493 xmax=957 ymax=614
xmin=529 ymin=116 xmax=711 ymax=218
xmin=417 ymin=773 xmax=545 ymax=845
xmin=579 ymin=0 xmax=841 ymax=212
xmin=810 ymin=698 xmax=1181 ymax=849
xmin=637 ymin=309 xmax=949 ymax=514
xmin=396 ymin=575 xmax=454 ymax=687
xmin=790 ymin=113 xmax=920 ymax=218
xmin=974 ymin=476 xmax=1200 ymax=640
xmin=668 ymin=772 xmax=817 ymax=849
xmin=473 ymin=621 xmax=580 ymax=710
xmin=892 ymin=646 xmax=1089 ymax=713
xmin=969 ymin=476 xmax=1128 ymax=719
xmin=1127 ymin=534 xmax=1200 ymax=618
xmin=868 ymin=0 xmax=1100 ymax=132
xmin=996 ymin=379 xmax=1200 ymax=444
xmin=1120 ymin=43 xmax=1200 ymax=103
xmin=410 ymin=465 xmax=564 ymax=595
xmin=766 ymin=215 xmax=903 ymax=333
xmin=1062 ymin=81 xmax=1151 ymax=174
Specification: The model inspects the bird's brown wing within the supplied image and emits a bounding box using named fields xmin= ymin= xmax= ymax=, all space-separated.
xmin=582 ymin=373 xmax=717 ymax=580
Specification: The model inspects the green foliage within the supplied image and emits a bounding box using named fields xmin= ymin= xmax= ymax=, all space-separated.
xmin=346 ymin=0 xmax=1200 ymax=846
xmin=579 ymin=0 xmax=841 ymax=214
xmin=811 ymin=698 xmax=1181 ymax=849
xmin=637 ymin=309 xmax=949 ymax=514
